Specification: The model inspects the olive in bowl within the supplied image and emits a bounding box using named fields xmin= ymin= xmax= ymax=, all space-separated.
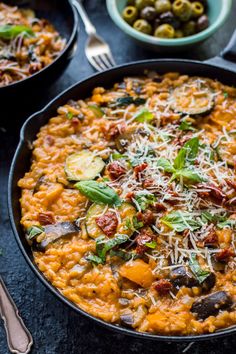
xmin=106 ymin=0 xmax=232 ymax=52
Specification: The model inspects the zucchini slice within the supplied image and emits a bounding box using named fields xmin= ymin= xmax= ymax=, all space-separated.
xmin=65 ymin=150 xmax=105 ymax=181
xmin=85 ymin=202 xmax=136 ymax=239
xmin=170 ymin=80 xmax=214 ymax=116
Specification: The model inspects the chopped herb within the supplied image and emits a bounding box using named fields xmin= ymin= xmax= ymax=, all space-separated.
xmin=66 ymin=112 xmax=74 ymax=119
xmin=174 ymin=137 xmax=199 ymax=169
xmin=75 ymin=180 xmax=121 ymax=206
xmin=134 ymin=193 xmax=156 ymax=211
xmin=96 ymin=234 xmax=129 ymax=263
xmin=161 ymin=211 xmax=201 ymax=232
xmin=26 ymin=225 xmax=44 ymax=240
xmin=170 ymin=168 xmax=203 ymax=183
xmin=223 ymin=92 xmax=228 ymax=98
xmin=157 ymin=158 xmax=175 ymax=173
xmin=111 ymin=96 xmax=146 ymax=107
xmin=0 ymin=25 xmax=34 ymax=39
xmin=110 ymin=249 xmax=135 ymax=261
xmin=134 ymin=108 xmax=154 ymax=123
xmin=112 ymin=153 xmax=127 ymax=160
xmin=145 ymin=241 xmax=157 ymax=249
xmin=189 ymin=254 xmax=210 ymax=283
xmin=86 ymin=254 xmax=104 ymax=265
xmin=179 ymin=120 xmax=195 ymax=132
xmin=217 ymin=219 xmax=236 ymax=229
xmin=88 ymin=105 xmax=104 ymax=118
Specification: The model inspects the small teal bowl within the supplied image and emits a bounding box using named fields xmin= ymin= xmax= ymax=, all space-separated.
xmin=106 ymin=0 xmax=232 ymax=52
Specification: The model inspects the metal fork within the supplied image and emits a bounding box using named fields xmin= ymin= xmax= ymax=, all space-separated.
xmin=73 ymin=0 xmax=116 ymax=71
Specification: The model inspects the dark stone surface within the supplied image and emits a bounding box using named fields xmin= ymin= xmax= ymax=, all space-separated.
xmin=1 ymin=1 xmax=236 ymax=353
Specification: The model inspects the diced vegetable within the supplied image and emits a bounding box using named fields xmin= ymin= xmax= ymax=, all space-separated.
xmin=88 ymin=105 xmax=104 ymax=118
xmin=119 ymin=259 xmax=154 ymax=288
xmin=75 ymin=180 xmax=121 ymax=206
xmin=170 ymin=81 xmax=214 ymax=115
xmin=85 ymin=202 xmax=136 ymax=239
xmin=65 ymin=150 xmax=105 ymax=181
xmin=36 ymin=222 xmax=79 ymax=251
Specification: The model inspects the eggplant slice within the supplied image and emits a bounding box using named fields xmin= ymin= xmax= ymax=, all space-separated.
xmin=170 ymin=80 xmax=214 ymax=116
xmin=35 ymin=222 xmax=79 ymax=251
xmin=191 ymin=291 xmax=233 ymax=320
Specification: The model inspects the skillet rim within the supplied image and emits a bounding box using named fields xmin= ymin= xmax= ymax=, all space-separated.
xmin=8 ymin=58 xmax=236 ymax=342
xmin=0 ymin=0 xmax=79 ymax=91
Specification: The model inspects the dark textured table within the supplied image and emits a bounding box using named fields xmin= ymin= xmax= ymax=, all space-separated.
xmin=1 ymin=1 xmax=236 ymax=353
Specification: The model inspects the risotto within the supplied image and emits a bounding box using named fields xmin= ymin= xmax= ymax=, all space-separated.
xmin=18 ymin=72 xmax=236 ymax=335
xmin=0 ymin=2 xmax=66 ymax=86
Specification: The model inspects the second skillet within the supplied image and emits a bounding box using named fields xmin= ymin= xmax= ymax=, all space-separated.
xmin=8 ymin=30 xmax=236 ymax=342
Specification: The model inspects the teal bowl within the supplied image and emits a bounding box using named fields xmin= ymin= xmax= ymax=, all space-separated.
xmin=106 ymin=0 xmax=232 ymax=52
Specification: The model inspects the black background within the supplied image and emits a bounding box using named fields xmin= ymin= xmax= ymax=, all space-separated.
xmin=1 ymin=1 xmax=236 ymax=353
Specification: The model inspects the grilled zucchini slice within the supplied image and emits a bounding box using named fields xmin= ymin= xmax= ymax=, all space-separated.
xmin=65 ymin=150 xmax=105 ymax=181
xmin=86 ymin=202 xmax=136 ymax=239
xmin=170 ymin=80 xmax=214 ymax=116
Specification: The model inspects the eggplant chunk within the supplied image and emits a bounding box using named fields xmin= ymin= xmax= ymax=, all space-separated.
xmin=120 ymin=313 xmax=134 ymax=327
xmin=36 ymin=222 xmax=79 ymax=251
xmin=169 ymin=266 xmax=198 ymax=288
xmin=191 ymin=291 xmax=233 ymax=320
xmin=201 ymin=272 xmax=216 ymax=292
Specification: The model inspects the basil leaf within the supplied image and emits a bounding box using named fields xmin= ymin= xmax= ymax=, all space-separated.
xmin=174 ymin=137 xmax=199 ymax=169
xmin=96 ymin=234 xmax=129 ymax=262
xmin=86 ymin=254 xmax=104 ymax=265
xmin=134 ymin=108 xmax=154 ymax=123
xmin=201 ymin=211 xmax=215 ymax=223
xmin=157 ymin=158 xmax=175 ymax=173
xmin=217 ymin=219 xmax=236 ymax=229
xmin=171 ymin=169 xmax=204 ymax=183
xmin=145 ymin=241 xmax=157 ymax=249
xmin=179 ymin=121 xmax=195 ymax=131
xmin=0 ymin=25 xmax=34 ymax=39
xmin=66 ymin=112 xmax=74 ymax=119
xmin=134 ymin=193 xmax=156 ymax=211
xmin=161 ymin=211 xmax=201 ymax=232
xmin=75 ymin=180 xmax=121 ymax=206
xmin=26 ymin=225 xmax=44 ymax=240
xmin=112 ymin=153 xmax=127 ymax=160
xmin=110 ymin=249 xmax=134 ymax=261
xmin=111 ymin=96 xmax=146 ymax=107
xmin=189 ymin=254 xmax=210 ymax=283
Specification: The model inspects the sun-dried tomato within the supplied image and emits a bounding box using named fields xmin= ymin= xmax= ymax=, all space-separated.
xmin=96 ymin=211 xmax=118 ymax=237
xmin=154 ymin=279 xmax=172 ymax=295
xmin=107 ymin=162 xmax=126 ymax=180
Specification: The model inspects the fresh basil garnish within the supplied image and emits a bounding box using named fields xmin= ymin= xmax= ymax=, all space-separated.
xmin=174 ymin=137 xmax=199 ymax=169
xmin=96 ymin=234 xmax=129 ymax=263
xmin=88 ymin=105 xmax=104 ymax=118
xmin=75 ymin=180 xmax=121 ymax=206
xmin=86 ymin=254 xmax=104 ymax=265
xmin=161 ymin=211 xmax=201 ymax=232
xmin=189 ymin=254 xmax=211 ymax=283
xmin=170 ymin=169 xmax=203 ymax=183
xmin=145 ymin=241 xmax=157 ymax=249
xmin=26 ymin=225 xmax=44 ymax=240
xmin=110 ymin=249 xmax=135 ymax=261
xmin=111 ymin=96 xmax=146 ymax=107
xmin=134 ymin=108 xmax=154 ymax=123
xmin=134 ymin=193 xmax=156 ymax=211
xmin=156 ymin=158 xmax=175 ymax=173
xmin=217 ymin=219 xmax=236 ymax=229
xmin=179 ymin=121 xmax=195 ymax=132
xmin=0 ymin=25 xmax=34 ymax=39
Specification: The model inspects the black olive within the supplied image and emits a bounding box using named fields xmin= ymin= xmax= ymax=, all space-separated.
xmin=140 ymin=6 xmax=157 ymax=21
xmin=159 ymin=11 xmax=181 ymax=29
xmin=191 ymin=291 xmax=233 ymax=320
xmin=197 ymin=14 xmax=209 ymax=32
xmin=153 ymin=18 xmax=161 ymax=30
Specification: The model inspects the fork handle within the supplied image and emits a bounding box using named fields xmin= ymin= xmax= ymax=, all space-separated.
xmin=0 ymin=276 xmax=33 ymax=354
xmin=73 ymin=0 xmax=96 ymax=35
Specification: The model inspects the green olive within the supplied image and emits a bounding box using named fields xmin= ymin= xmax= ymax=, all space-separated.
xmin=133 ymin=19 xmax=153 ymax=34
xmin=127 ymin=0 xmax=135 ymax=4
xmin=191 ymin=1 xmax=204 ymax=18
xmin=122 ymin=6 xmax=138 ymax=25
xmin=182 ymin=20 xmax=196 ymax=36
xmin=172 ymin=0 xmax=192 ymax=21
xmin=154 ymin=24 xmax=175 ymax=38
xmin=135 ymin=0 xmax=155 ymax=10
xmin=140 ymin=6 xmax=157 ymax=21
xmin=175 ymin=29 xmax=184 ymax=38
xmin=155 ymin=0 xmax=171 ymax=14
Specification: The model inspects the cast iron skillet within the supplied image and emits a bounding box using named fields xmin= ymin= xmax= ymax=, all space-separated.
xmin=8 ymin=30 xmax=236 ymax=342
xmin=0 ymin=0 xmax=78 ymax=99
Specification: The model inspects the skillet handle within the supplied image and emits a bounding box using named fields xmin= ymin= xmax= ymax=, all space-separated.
xmin=0 ymin=276 xmax=33 ymax=354
xmin=205 ymin=29 xmax=236 ymax=71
